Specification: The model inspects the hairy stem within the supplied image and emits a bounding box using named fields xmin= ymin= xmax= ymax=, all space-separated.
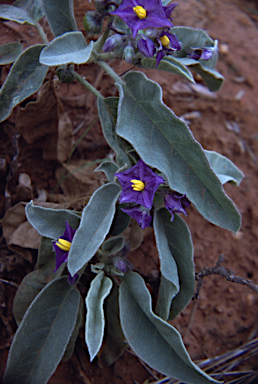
xmin=35 ymin=22 xmax=49 ymax=44
xmin=72 ymin=71 xmax=104 ymax=99
xmin=96 ymin=58 xmax=124 ymax=85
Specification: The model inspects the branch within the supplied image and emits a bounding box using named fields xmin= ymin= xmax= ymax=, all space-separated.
xmin=193 ymin=254 xmax=258 ymax=299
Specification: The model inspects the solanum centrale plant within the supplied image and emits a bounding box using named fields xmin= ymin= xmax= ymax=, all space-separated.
xmin=0 ymin=0 xmax=244 ymax=383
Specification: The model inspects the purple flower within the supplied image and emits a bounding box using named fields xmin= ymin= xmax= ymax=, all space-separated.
xmin=122 ymin=204 xmax=152 ymax=228
xmin=162 ymin=2 xmax=178 ymax=21
xmin=112 ymin=0 xmax=173 ymax=39
xmin=187 ymin=47 xmax=214 ymax=61
xmin=137 ymin=35 xmax=156 ymax=57
xmin=156 ymin=30 xmax=181 ymax=65
xmin=53 ymin=221 xmax=79 ymax=285
xmin=163 ymin=191 xmax=190 ymax=221
xmin=115 ymin=159 xmax=164 ymax=210
xmin=103 ymin=33 xmax=125 ymax=52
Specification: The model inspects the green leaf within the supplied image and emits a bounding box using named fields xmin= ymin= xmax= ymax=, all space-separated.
xmin=204 ymin=150 xmax=244 ymax=186
xmin=13 ymin=237 xmax=59 ymax=326
xmin=0 ymin=42 xmax=23 ymax=65
xmin=153 ymin=208 xmax=179 ymax=320
xmin=68 ymin=183 xmax=121 ymax=276
xmin=97 ymin=285 xmax=126 ymax=368
xmin=172 ymin=27 xmax=224 ymax=91
xmin=94 ymin=160 xmax=119 ymax=181
xmin=25 ymin=201 xmax=80 ymax=239
xmin=101 ymin=236 xmax=125 ymax=256
xmin=97 ymin=97 xmax=131 ymax=168
xmin=43 ymin=0 xmax=77 ymax=37
xmin=40 ymin=32 xmax=93 ymax=66
xmin=63 ymin=295 xmax=84 ymax=361
xmin=85 ymin=271 xmax=112 ymax=361
xmin=109 ymin=206 xmax=131 ymax=236
xmin=140 ymin=56 xmax=195 ymax=83
xmin=119 ymin=272 xmax=219 ymax=384
xmin=0 ymin=44 xmax=48 ymax=123
xmin=178 ymin=58 xmax=224 ymax=92
xmin=13 ymin=0 xmax=44 ymax=22
xmin=116 ymin=71 xmax=241 ymax=233
xmin=156 ymin=208 xmax=195 ymax=320
xmin=0 ymin=4 xmax=35 ymax=25
xmin=4 ymin=277 xmax=80 ymax=384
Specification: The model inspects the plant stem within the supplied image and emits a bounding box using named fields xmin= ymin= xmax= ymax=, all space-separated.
xmin=72 ymin=71 xmax=104 ymax=99
xmin=95 ymin=57 xmax=124 ymax=85
xmin=94 ymin=20 xmax=113 ymax=53
xmin=35 ymin=22 xmax=49 ymax=44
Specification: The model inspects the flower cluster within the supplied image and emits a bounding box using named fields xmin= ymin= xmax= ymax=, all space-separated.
xmin=103 ymin=0 xmax=181 ymax=65
xmin=53 ymin=221 xmax=79 ymax=285
xmin=115 ymin=160 xmax=190 ymax=228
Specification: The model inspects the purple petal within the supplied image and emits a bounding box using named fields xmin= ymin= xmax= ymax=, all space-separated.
xmin=115 ymin=160 xmax=164 ymax=210
xmin=163 ymin=3 xmax=177 ymax=19
xmin=122 ymin=205 xmax=152 ymax=229
xmin=53 ymin=243 xmax=68 ymax=271
xmin=164 ymin=191 xmax=190 ymax=221
xmin=63 ymin=221 xmax=76 ymax=242
xmin=68 ymin=272 xmax=79 ymax=285
xmin=137 ymin=36 xmax=156 ymax=57
xmin=156 ymin=50 xmax=165 ymax=66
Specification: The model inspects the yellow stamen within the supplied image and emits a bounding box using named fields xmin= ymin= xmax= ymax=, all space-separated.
xmin=133 ymin=5 xmax=147 ymax=19
xmin=56 ymin=238 xmax=71 ymax=252
xmin=160 ymin=35 xmax=170 ymax=47
xmin=131 ymin=179 xmax=145 ymax=191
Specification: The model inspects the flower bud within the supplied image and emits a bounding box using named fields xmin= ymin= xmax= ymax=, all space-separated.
xmin=83 ymin=11 xmax=102 ymax=34
xmin=103 ymin=34 xmax=124 ymax=52
xmin=137 ymin=36 xmax=156 ymax=58
xmin=123 ymin=44 xmax=134 ymax=63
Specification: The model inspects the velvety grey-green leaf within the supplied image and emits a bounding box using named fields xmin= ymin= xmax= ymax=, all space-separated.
xmin=0 ymin=4 xmax=35 ymax=25
xmin=36 ymin=236 xmax=56 ymax=271
xmin=25 ymin=201 xmax=80 ymax=239
xmin=162 ymin=0 xmax=171 ymax=5
xmin=0 ymin=42 xmax=23 ymax=65
xmin=140 ymin=57 xmax=194 ymax=83
xmin=101 ymin=236 xmax=125 ymax=256
xmin=97 ymin=97 xmax=131 ymax=168
xmin=172 ymin=27 xmax=215 ymax=62
xmin=119 ymin=272 xmax=219 ymax=384
xmin=172 ymin=27 xmax=223 ymax=91
xmin=12 ymin=271 xmax=46 ymax=326
xmin=98 ymin=285 xmax=126 ymax=368
xmin=109 ymin=206 xmax=131 ymax=236
xmin=0 ymin=44 xmax=48 ymax=123
xmin=157 ymin=208 xmax=195 ymax=320
xmin=94 ymin=160 xmax=119 ymax=181
xmin=43 ymin=0 xmax=77 ymax=36
xmin=204 ymin=150 xmax=244 ymax=186
xmin=63 ymin=295 xmax=84 ymax=361
xmin=13 ymin=0 xmax=44 ymax=22
xmin=40 ymin=32 xmax=93 ymax=66
xmin=116 ymin=71 xmax=241 ymax=233
xmin=13 ymin=237 xmax=60 ymax=326
xmin=85 ymin=271 xmax=113 ymax=361
xmin=4 ymin=277 xmax=80 ymax=384
xmin=68 ymin=183 xmax=121 ymax=276
xmin=179 ymin=58 xmax=224 ymax=92
xmin=153 ymin=208 xmax=179 ymax=320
